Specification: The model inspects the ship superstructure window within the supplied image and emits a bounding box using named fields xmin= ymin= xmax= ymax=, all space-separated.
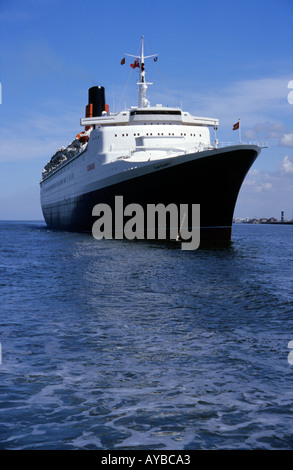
xmin=130 ymin=110 xmax=181 ymax=116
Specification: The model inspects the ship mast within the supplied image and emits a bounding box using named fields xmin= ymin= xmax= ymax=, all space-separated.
xmin=126 ymin=35 xmax=157 ymax=108
xmin=138 ymin=35 xmax=150 ymax=108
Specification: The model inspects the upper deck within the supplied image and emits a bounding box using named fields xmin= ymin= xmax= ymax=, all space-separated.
xmin=80 ymin=106 xmax=219 ymax=129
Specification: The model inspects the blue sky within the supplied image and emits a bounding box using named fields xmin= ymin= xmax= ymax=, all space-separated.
xmin=0 ymin=0 xmax=292 ymax=220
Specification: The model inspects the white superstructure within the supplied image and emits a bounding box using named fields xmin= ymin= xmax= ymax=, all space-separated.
xmin=41 ymin=37 xmax=220 ymax=207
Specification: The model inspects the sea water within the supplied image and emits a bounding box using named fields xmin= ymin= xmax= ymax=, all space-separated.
xmin=0 ymin=221 xmax=292 ymax=450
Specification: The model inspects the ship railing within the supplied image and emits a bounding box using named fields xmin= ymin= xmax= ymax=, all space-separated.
xmin=214 ymin=141 xmax=268 ymax=149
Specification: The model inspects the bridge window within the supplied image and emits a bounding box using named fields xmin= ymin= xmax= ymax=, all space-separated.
xmin=130 ymin=110 xmax=181 ymax=116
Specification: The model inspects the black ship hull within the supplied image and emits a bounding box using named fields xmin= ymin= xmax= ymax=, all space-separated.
xmin=41 ymin=146 xmax=259 ymax=243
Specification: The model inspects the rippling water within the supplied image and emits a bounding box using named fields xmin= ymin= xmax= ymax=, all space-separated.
xmin=0 ymin=221 xmax=293 ymax=450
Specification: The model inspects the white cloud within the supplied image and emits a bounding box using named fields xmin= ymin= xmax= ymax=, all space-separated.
xmin=280 ymin=133 xmax=293 ymax=147
xmin=243 ymin=123 xmax=293 ymax=147
xmin=244 ymin=155 xmax=293 ymax=191
xmin=288 ymin=80 xmax=293 ymax=104
xmin=244 ymin=121 xmax=283 ymax=139
xmin=243 ymin=172 xmax=274 ymax=193
xmin=280 ymin=155 xmax=293 ymax=174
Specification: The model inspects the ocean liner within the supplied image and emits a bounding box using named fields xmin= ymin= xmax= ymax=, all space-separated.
xmin=40 ymin=36 xmax=262 ymax=242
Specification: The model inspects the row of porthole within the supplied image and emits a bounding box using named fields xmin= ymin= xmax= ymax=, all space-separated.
xmin=116 ymin=133 xmax=139 ymax=137
xmin=115 ymin=132 xmax=202 ymax=137
xmin=181 ymin=133 xmax=202 ymax=137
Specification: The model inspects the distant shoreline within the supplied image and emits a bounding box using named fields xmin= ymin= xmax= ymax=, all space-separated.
xmin=234 ymin=220 xmax=293 ymax=225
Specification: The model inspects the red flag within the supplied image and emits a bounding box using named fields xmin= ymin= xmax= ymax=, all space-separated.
xmin=233 ymin=121 xmax=239 ymax=130
xmin=121 ymin=57 xmax=125 ymax=65
xmin=130 ymin=58 xmax=140 ymax=69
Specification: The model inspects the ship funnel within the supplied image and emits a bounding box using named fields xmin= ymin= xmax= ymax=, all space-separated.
xmin=88 ymin=86 xmax=106 ymax=117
